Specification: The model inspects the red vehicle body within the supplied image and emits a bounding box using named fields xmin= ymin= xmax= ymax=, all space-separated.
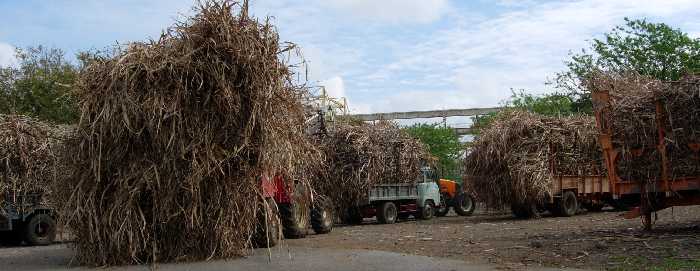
xmin=260 ymin=175 xmax=292 ymax=204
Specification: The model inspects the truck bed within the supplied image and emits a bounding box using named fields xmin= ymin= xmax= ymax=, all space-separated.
xmin=366 ymin=183 xmax=418 ymax=204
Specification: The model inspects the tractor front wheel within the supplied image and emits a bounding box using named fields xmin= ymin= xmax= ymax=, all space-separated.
xmin=454 ymin=194 xmax=476 ymax=216
xmin=311 ymin=199 xmax=333 ymax=234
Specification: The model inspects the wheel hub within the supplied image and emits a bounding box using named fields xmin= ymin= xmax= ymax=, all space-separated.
xmin=35 ymin=222 xmax=49 ymax=238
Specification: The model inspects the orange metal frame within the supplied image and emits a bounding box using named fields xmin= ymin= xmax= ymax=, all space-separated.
xmin=592 ymin=88 xmax=700 ymax=221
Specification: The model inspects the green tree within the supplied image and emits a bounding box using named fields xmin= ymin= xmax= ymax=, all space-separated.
xmin=509 ymin=90 xmax=575 ymax=116
xmin=404 ymin=123 xmax=463 ymax=180
xmin=0 ymin=46 xmax=79 ymax=124
xmin=555 ymin=18 xmax=700 ymax=113
xmin=471 ymin=90 xmax=577 ymax=133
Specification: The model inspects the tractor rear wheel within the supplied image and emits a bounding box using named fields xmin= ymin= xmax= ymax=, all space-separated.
xmin=557 ymin=191 xmax=579 ymax=217
xmin=454 ymin=194 xmax=476 ymax=216
xmin=280 ymin=182 xmax=311 ymax=239
xmin=435 ymin=194 xmax=450 ymax=217
xmin=377 ymin=202 xmax=398 ymax=224
xmin=311 ymin=199 xmax=333 ymax=234
xmin=253 ymin=198 xmax=281 ymax=248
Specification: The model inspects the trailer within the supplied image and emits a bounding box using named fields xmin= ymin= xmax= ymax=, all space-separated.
xmin=593 ymin=89 xmax=700 ymax=229
xmin=343 ymin=167 xmax=441 ymax=224
xmin=511 ymin=87 xmax=700 ymax=229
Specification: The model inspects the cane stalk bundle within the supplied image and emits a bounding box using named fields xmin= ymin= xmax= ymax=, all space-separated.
xmin=588 ymin=73 xmax=700 ymax=181
xmin=0 ymin=115 xmax=67 ymax=210
xmin=58 ymin=1 xmax=311 ymax=265
xmin=312 ymin=121 xmax=429 ymax=214
xmin=463 ymin=110 xmax=603 ymax=208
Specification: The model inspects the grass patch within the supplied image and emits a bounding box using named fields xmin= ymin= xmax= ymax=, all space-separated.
xmin=609 ymin=256 xmax=700 ymax=271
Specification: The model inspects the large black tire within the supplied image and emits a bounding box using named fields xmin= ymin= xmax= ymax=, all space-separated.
xmin=609 ymin=200 xmax=630 ymax=211
xmin=311 ymin=199 xmax=333 ymax=234
xmin=418 ymin=200 xmax=435 ymax=220
xmin=585 ymin=202 xmax=604 ymax=212
xmin=511 ymin=202 xmax=538 ymax=219
xmin=279 ymin=201 xmax=309 ymax=239
xmin=253 ymin=198 xmax=281 ymax=248
xmin=280 ymin=182 xmax=311 ymax=239
xmin=0 ymin=228 xmax=24 ymax=246
xmin=454 ymin=194 xmax=476 ymax=216
xmin=377 ymin=202 xmax=397 ymax=224
xmin=344 ymin=207 xmax=364 ymax=225
xmin=435 ymin=193 xmax=450 ymax=217
xmin=24 ymin=214 xmax=55 ymax=246
xmin=557 ymin=191 xmax=578 ymax=217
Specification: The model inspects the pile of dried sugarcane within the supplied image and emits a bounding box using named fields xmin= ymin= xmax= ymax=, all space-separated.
xmin=0 ymin=115 xmax=68 ymax=207
xmin=311 ymin=121 xmax=429 ymax=215
xmin=588 ymin=73 xmax=700 ymax=181
xmin=57 ymin=1 xmax=312 ymax=265
xmin=463 ymin=110 xmax=604 ymax=208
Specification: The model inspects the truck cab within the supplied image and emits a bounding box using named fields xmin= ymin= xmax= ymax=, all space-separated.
xmin=416 ymin=167 xmax=441 ymax=211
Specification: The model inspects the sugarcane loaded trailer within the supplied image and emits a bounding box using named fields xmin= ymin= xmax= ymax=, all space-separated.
xmin=343 ymin=167 xmax=441 ymax=224
xmin=511 ymin=80 xmax=700 ymax=229
xmin=0 ymin=192 xmax=56 ymax=246
xmin=253 ymin=175 xmax=333 ymax=248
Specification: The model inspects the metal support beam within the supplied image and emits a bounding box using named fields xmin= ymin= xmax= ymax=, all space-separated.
xmin=348 ymin=107 xmax=501 ymax=121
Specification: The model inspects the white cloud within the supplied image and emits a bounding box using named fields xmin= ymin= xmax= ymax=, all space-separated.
xmin=0 ymin=42 xmax=17 ymax=67
xmin=321 ymin=76 xmax=346 ymax=98
xmin=359 ymin=0 xmax=700 ymax=112
xmin=321 ymin=0 xmax=449 ymax=24
xmin=319 ymin=76 xmax=373 ymax=114
xmin=495 ymin=0 xmax=538 ymax=8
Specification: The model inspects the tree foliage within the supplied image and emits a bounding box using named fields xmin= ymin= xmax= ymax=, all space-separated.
xmin=555 ymin=18 xmax=700 ymax=113
xmin=474 ymin=18 xmax=700 ymax=132
xmin=0 ymin=46 xmax=78 ymax=124
xmin=403 ymin=123 xmax=463 ymax=180
xmin=471 ymin=90 xmax=578 ymax=134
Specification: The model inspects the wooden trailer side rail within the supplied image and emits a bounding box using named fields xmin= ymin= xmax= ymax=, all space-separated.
xmin=551 ymin=175 xmax=609 ymax=195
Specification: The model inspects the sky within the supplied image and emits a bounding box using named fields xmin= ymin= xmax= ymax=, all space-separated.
xmin=1 ymin=0 xmax=699 ymax=115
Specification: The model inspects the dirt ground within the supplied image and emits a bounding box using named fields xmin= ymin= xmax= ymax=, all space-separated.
xmin=287 ymin=206 xmax=700 ymax=270
xmin=2 ymin=206 xmax=698 ymax=270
